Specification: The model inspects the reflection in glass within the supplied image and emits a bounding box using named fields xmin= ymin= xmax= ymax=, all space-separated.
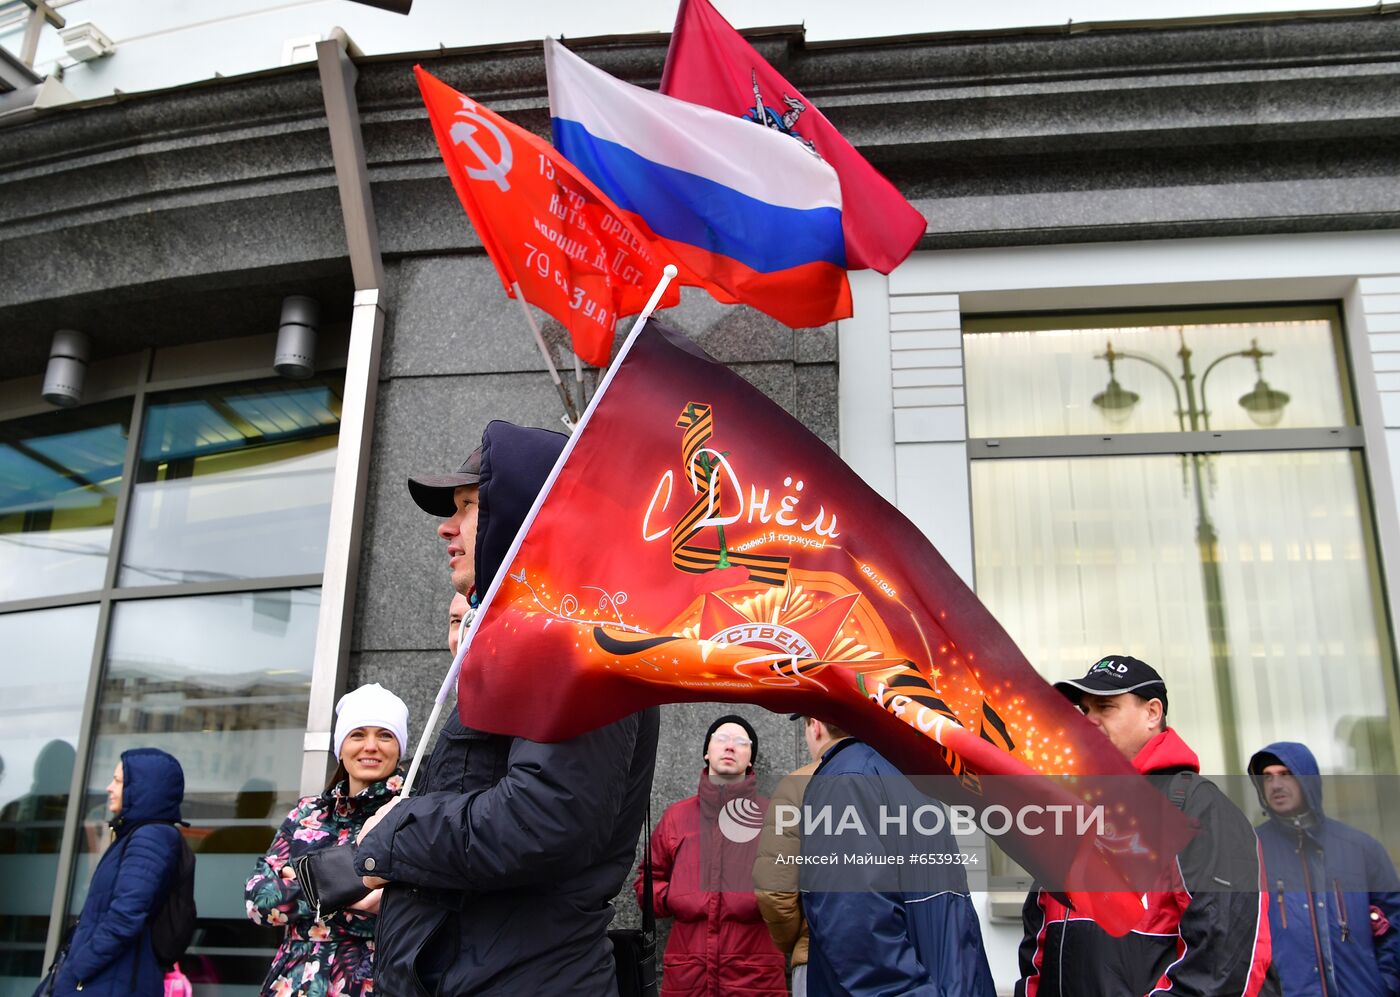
xmin=119 ymin=377 xmax=342 ymax=587
xmin=0 ymin=605 xmax=98 ymax=992
xmin=963 ymin=307 xmax=1350 ymax=439
xmin=972 ymin=451 xmax=1398 ymax=780
xmin=0 ymin=402 xmax=130 ymax=602
xmin=69 ymin=589 xmax=319 ymax=989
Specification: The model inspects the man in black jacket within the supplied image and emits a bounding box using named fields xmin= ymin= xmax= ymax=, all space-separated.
xmin=355 ymin=420 xmax=660 ymax=995
xmin=1015 ymin=655 xmax=1276 ymax=997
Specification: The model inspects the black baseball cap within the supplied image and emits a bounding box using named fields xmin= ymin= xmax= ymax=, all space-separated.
xmin=408 ymin=446 xmax=482 ymax=517
xmin=1053 ymin=654 xmax=1168 ymax=711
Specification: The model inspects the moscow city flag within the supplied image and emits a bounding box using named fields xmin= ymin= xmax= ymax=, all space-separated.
xmin=660 ymin=0 xmax=926 ymax=274
xmin=455 ymin=322 xmax=1194 ymax=934
xmin=414 ymin=66 xmax=679 ymax=367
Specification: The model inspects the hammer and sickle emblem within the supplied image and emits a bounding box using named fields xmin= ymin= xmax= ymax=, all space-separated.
xmin=450 ymin=98 xmax=513 ymax=192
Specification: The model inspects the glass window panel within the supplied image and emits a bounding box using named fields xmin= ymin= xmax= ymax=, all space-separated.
xmin=0 ymin=402 xmax=130 ymax=602
xmin=971 ymin=451 xmax=1399 ymax=781
xmin=963 ymin=306 xmax=1350 ymax=439
xmin=119 ymin=377 xmax=342 ymax=587
xmin=68 ymin=589 xmax=319 ymax=988
xmin=0 ymin=605 xmax=97 ymax=994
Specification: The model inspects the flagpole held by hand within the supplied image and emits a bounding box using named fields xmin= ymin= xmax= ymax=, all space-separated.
xmin=399 ymin=265 xmax=676 ymax=799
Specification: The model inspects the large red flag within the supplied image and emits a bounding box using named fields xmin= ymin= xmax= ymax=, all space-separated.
xmin=660 ymin=0 xmax=927 ymax=274
xmin=457 ymin=321 xmax=1195 ymax=935
xmin=415 ymin=67 xmax=680 ymax=366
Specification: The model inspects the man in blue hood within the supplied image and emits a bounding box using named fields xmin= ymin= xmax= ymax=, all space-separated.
xmin=355 ymin=421 xmax=661 ymax=996
xmin=1249 ymin=741 xmax=1400 ymax=996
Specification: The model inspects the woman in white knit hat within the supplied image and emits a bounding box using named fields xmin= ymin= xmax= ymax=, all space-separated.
xmin=245 ymin=683 xmax=409 ymax=997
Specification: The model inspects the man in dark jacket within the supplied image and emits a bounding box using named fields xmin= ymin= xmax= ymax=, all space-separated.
xmin=1248 ymin=740 xmax=1400 ymax=996
xmin=798 ymin=716 xmax=997 ymax=997
xmin=1016 ymin=655 xmax=1275 ymax=997
xmin=55 ymin=747 xmax=185 ymax=997
xmin=355 ymin=420 xmax=660 ymax=996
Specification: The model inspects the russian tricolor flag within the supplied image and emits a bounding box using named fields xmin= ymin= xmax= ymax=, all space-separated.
xmin=544 ymin=38 xmax=852 ymax=329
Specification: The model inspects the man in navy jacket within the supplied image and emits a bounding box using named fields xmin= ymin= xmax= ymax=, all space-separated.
xmin=798 ymin=716 xmax=996 ymax=997
xmin=1250 ymin=741 xmax=1400 ymax=996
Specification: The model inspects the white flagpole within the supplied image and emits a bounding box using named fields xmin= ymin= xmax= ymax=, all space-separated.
xmin=400 ymin=265 xmax=677 ymax=798
xmin=573 ymin=350 xmax=586 ymax=407
xmin=511 ymin=281 xmax=579 ymax=427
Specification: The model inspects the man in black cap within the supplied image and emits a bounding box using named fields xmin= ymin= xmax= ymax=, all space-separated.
xmin=1016 ymin=654 xmax=1277 ymax=997
xmin=633 ymin=713 xmax=787 ymax=994
xmin=354 ymin=421 xmax=660 ymax=996
xmin=1052 ymin=653 xmax=1175 ymax=762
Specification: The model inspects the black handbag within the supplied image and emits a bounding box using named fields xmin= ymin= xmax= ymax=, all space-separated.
xmin=31 ymin=955 xmax=62 ymax=997
xmin=292 ymin=845 xmax=371 ymax=920
xmin=31 ymin=921 xmax=75 ymax=997
xmin=609 ymin=802 xmax=657 ymax=997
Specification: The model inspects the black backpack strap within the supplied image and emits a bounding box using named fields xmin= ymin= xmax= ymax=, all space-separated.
xmin=1168 ymin=771 xmax=1196 ymax=811
xmin=641 ymin=800 xmax=654 ymax=937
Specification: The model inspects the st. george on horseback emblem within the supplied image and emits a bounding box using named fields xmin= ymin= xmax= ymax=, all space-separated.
xmin=742 ymin=69 xmax=816 ymax=155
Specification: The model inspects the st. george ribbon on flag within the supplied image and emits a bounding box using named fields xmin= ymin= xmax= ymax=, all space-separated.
xmin=449 ymin=314 xmax=1196 ymax=936
xmin=543 ymin=37 xmax=852 ymax=330
xmin=414 ymin=66 xmax=680 ymax=369
xmin=661 ymin=0 xmax=927 ymax=274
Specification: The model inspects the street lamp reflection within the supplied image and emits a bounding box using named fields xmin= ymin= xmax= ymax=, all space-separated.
xmin=1089 ymin=330 xmax=1290 ymax=775
xmin=1092 ymin=335 xmax=1289 ymax=432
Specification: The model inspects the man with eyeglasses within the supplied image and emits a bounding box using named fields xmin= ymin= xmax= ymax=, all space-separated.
xmin=635 ymin=714 xmax=787 ymax=995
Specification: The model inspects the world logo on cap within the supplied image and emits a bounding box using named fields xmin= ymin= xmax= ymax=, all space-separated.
xmin=1091 ymin=658 xmax=1129 ymax=675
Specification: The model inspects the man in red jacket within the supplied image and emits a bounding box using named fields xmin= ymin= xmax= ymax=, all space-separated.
xmin=636 ymin=714 xmax=787 ymax=995
xmin=1016 ymin=655 xmax=1277 ymax=997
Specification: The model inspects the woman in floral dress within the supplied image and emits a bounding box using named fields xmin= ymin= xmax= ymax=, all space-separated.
xmin=246 ymin=684 xmax=409 ymax=997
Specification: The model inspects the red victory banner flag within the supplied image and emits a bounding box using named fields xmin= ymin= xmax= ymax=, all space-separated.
xmin=660 ymin=0 xmax=927 ymax=274
xmin=414 ymin=66 xmax=680 ymax=367
xmin=457 ymin=321 xmax=1195 ymax=934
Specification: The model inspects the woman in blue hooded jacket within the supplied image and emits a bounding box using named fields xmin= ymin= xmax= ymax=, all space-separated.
xmin=54 ymin=747 xmax=185 ymax=997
